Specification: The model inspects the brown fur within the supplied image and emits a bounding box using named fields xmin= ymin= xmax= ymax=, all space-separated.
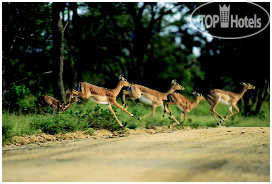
xmin=122 ymin=79 xmax=185 ymax=119
xmin=35 ymin=95 xmax=63 ymax=112
xmin=61 ymin=95 xmax=80 ymax=111
xmin=68 ymin=75 xmax=133 ymax=127
xmin=164 ymin=92 xmax=205 ymax=125
xmin=205 ymin=82 xmax=255 ymax=124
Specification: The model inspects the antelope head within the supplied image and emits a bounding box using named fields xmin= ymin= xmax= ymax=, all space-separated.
xmin=240 ymin=82 xmax=255 ymax=90
xmin=171 ymin=79 xmax=185 ymax=91
xmin=68 ymin=89 xmax=81 ymax=104
xmin=192 ymin=91 xmax=205 ymax=101
xmin=119 ymin=74 xmax=131 ymax=87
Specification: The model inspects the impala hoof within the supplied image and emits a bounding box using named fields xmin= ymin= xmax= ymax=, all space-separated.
xmin=130 ymin=114 xmax=134 ymax=117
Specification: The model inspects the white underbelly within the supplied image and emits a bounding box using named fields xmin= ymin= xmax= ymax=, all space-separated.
xmin=89 ymin=96 xmax=109 ymax=105
xmin=219 ymin=98 xmax=230 ymax=105
xmin=139 ymin=95 xmax=153 ymax=105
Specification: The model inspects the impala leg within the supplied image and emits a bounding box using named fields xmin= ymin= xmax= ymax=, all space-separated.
xmin=211 ymin=103 xmax=225 ymax=121
xmin=108 ymin=104 xmax=123 ymax=127
xmin=179 ymin=111 xmax=184 ymax=122
xmin=71 ymin=90 xmax=88 ymax=101
xmin=183 ymin=111 xmax=187 ymax=126
xmin=165 ymin=104 xmax=180 ymax=125
xmin=152 ymin=105 xmax=157 ymax=116
xmin=225 ymin=104 xmax=239 ymax=121
xmin=211 ymin=112 xmax=221 ymax=125
xmin=210 ymin=105 xmax=223 ymax=125
xmin=140 ymin=104 xmax=156 ymax=120
xmin=122 ymin=90 xmax=129 ymax=108
xmin=111 ymin=100 xmax=134 ymax=117
xmin=225 ymin=105 xmax=234 ymax=120
xmin=161 ymin=105 xmax=166 ymax=118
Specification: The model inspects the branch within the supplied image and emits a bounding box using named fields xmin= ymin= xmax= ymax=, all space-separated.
xmin=8 ymin=70 xmax=53 ymax=87
xmin=63 ymin=21 xmax=69 ymax=32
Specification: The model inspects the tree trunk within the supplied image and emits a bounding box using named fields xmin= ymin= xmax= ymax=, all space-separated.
xmin=52 ymin=3 xmax=66 ymax=103
xmin=71 ymin=3 xmax=82 ymax=83
xmin=255 ymin=81 xmax=269 ymax=114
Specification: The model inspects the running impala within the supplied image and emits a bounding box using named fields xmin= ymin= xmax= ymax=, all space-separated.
xmin=68 ymin=75 xmax=134 ymax=127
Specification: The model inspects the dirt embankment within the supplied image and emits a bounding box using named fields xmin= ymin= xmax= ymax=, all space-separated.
xmin=3 ymin=127 xmax=270 ymax=182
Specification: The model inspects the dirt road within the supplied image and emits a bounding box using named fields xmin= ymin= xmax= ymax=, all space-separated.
xmin=2 ymin=127 xmax=270 ymax=182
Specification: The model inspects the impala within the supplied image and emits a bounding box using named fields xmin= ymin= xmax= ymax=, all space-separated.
xmin=122 ymin=79 xmax=185 ymax=119
xmin=68 ymin=75 xmax=134 ymax=127
xmin=35 ymin=95 xmax=63 ymax=113
xmin=205 ymin=82 xmax=255 ymax=125
xmin=164 ymin=92 xmax=205 ymax=125
xmin=61 ymin=94 xmax=81 ymax=111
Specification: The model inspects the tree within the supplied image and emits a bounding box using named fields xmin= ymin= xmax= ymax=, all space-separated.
xmin=52 ymin=3 xmax=66 ymax=103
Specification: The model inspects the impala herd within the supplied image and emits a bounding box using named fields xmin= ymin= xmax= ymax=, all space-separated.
xmin=36 ymin=74 xmax=255 ymax=127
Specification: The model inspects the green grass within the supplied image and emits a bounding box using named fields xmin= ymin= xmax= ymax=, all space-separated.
xmin=2 ymin=99 xmax=270 ymax=144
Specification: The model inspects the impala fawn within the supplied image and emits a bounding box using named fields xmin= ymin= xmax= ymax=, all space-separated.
xmin=164 ymin=92 xmax=205 ymax=125
xmin=35 ymin=95 xmax=64 ymax=113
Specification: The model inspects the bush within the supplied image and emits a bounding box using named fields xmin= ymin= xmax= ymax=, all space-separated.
xmin=2 ymin=123 xmax=13 ymax=144
xmin=206 ymin=122 xmax=217 ymax=127
xmin=17 ymin=95 xmax=37 ymax=114
xmin=3 ymin=84 xmax=31 ymax=112
xmin=31 ymin=114 xmax=88 ymax=135
xmin=145 ymin=118 xmax=169 ymax=129
xmin=84 ymin=128 xmax=95 ymax=136
xmin=258 ymin=110 xmax=268 ymax=121
xmin=87 ymin=105 xmax=123 ymax=131
xmin=127 ymin=122 xmax=137 ymax=129
xmin=189 ymin=121 xmax=200 ymax=129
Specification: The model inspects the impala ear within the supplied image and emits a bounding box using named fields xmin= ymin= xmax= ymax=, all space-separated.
xmin=171 ymin=79 xmax=177 ymax=85
xmin=247 ymin=83 xmax=255 ymax=89
xmin=119 ymin=74 xmax=124 ymax=80
xmin=240 ymin=82 xmax=246 ymax=86
xmin=192 ymin=91 xmax=196 ymax=95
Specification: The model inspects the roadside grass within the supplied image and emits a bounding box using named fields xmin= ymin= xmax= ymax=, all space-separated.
xmin=2 ymin=99 xmax=270 ymax=144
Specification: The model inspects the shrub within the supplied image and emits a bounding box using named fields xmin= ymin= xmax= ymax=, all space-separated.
xmin=258 ymin=110 xmax=268 ymax=121
xmin=87 ymin=105 xmax=123 ymax=131
xmin=206 ymin=122 xmax=217 ymax=127
xmin=127 ymin=122 xmax=137 ymax=129
xmin=2 ymin=123 xmax=13 ymax=144
xmin=84 ymin=128 xmax=95 ymax=136
xmin=17 ymin=95 xmax=37 ymax=114
xmin=145 ymin=119 xmax=168 ymax=129
xmin=3 ymin=84 xmax=32 ymax=112
xmin=189 ymin=122 xmax=200 ymax=129
xmin=31 ymin=114 xmax=88 ymax=135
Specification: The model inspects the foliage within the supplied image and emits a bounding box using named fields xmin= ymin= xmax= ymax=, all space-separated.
xmin=2 ymin=123 xmax=13 ymax=144
xmin=1 ymin=2 xmax=270 ymax=144
xmin=3 ymin=2 xmax=269 ymax=115
xmin=3 ymin=84 xmax=31 ymax=112
xmin=31 ymin=114 xmax=88 ymax=135
xmin=84 ymin=128 xmax=95 ymax=136
xmin=2 ymin=100 xmax=270 ymax=143
xmin=127 ymin=122 xmax=138 ymax=129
